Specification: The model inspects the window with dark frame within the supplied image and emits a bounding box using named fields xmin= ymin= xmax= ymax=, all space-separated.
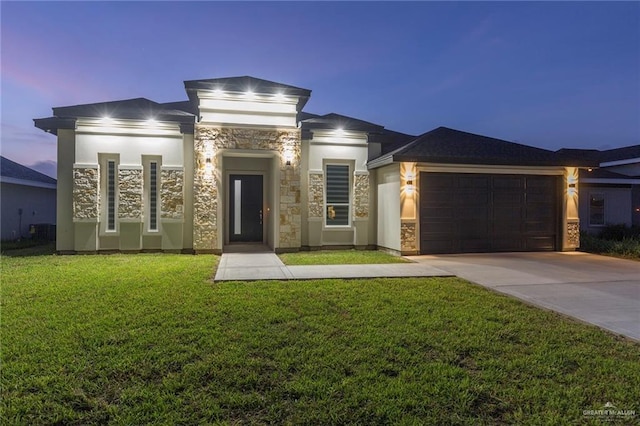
xmin=589 ymin=193 xmax=605 ymax=226
xmin=149 ymin=161 xmax=158 ymax=231
xmin=325 ymin=164 xmax=350 ymax=226
xmin=107 ymin=160 xmax=116 ymax=231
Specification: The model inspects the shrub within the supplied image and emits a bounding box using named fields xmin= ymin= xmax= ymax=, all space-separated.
xmin=580 ymin=231 xmax=640 ymax=259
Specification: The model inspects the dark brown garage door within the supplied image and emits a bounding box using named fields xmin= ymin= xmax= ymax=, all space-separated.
xmin=420 ymin=172 xmax=560 ymax=254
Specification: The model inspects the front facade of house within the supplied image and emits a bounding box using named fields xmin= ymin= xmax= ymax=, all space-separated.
xmin=35 ymin=76 xmax=590 ymax=255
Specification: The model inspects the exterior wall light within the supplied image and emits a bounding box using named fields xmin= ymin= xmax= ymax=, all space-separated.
xmin=284 ymin=151 xmax=293 ymax=166
xmin=404 ymin=170 xmax=416 ymax=195
xmin=567 ymin=181 xmax=577 ymax=197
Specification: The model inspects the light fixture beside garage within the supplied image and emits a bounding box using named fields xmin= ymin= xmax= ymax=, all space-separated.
xmin=404 ymin=170 xmax=416 ymax=195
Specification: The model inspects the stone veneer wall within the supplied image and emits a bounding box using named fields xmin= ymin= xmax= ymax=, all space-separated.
xmin=73 ymin=167 xmax=99 ymax=220
xmin=161 ymin=169 xmax=184 ymax=220
xmin=567 ymin=221 xmax=580 ymax=248
xmin=353 ymin=173 xmax=369 ymax=219
xmin=308 ymin=171 xmax=324 ymax=219
xmin=401 ymin=222 xmax=417 ymax=253
xmin=118 ymin=168 xmax=142 ymax=219
xmin=193 ymin=126 xmax=301 ymax=251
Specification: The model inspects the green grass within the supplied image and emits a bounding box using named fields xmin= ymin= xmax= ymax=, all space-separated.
xmin=279 ymin=249 xmax=409 ymax=265
xmin=2 ymin=254 xmax=639 ymax=424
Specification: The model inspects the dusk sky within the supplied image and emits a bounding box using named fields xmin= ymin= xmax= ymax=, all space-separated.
xmin=2 ymin=1 xmax=639 ymax=178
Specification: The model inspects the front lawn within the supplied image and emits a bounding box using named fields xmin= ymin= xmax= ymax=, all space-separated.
xmin=279 ymin=249 xmax=409 ymax=265
xmin=2 ymin=254 xmax=639 ymax=424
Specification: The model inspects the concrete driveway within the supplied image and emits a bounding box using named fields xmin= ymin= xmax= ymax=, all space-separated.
xmin=407 ymin=252 xmax=640 ymax=341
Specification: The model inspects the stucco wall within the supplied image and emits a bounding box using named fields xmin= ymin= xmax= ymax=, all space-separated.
xmin=75 ymin=120 xmax=184 ymax=166
xmin=64 ymin=119 xmax=187 ymax=251
xmin=304 ymin=130 xmax=372 ymax=248
xmin=1 ymin=183 xmax=56 ymax=241
xmin=580 ymin=185 xmax=633 ymax=233
xmin=375 ymin=164 xmax=401 ymax=252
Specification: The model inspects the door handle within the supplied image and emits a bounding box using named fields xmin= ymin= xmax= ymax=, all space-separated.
xmin=259 ymin=209 xmax=263 ymax=225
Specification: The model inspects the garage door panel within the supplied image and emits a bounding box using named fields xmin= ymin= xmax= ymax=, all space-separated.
xmin=493 ymin=238 xmax=524 ymax=251
xmin=493 ymin=176 xmax=524 ymax=189
xmin=422 ymin=207 xmax=455 ymax=219
xmin=526 ymin=237 xmax=556 ymax=250
xmin=461 ymin=239 xmax=490 ymax=252
xmin=421 ymin=222 xmax=456 ymax=235
xmin=420 ymin=172 xmax=559 ymax=254
xmin=459 ymin=176 xmax=489 ymax=189
xmin=525 ymin=220 xmax=556 ymax=233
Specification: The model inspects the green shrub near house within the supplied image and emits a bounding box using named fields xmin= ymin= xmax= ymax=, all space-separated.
xmin=2 ymin=253 xmax=639 ymax=424
xmin=580 ymin=224 xmax=640 ymax=259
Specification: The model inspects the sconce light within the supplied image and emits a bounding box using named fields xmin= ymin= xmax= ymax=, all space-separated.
xmin=568 ymin=183 xmax=576 ymax=189
xmin=404 ymin=170 xmax=416 ymax=195
xmin=284 ymin=151 xmax=293 ymax=166
xmin=205 ymin=153 xmax=213 ymax=172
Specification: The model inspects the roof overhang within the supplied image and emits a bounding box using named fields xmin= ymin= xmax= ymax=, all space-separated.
xmin=33 ymin=117 xmax=76 ymax=135
xmin=0 ymin=176 xmax=57 ymax=189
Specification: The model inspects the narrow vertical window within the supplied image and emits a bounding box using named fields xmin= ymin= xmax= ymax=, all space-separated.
xmin=107 ymin=160 xmax=116 ymax=231
xmin=325 ymin=164 xmax=350 ymax=226
xmin=589 ymin=193 xmax=605 ymax=226
xmin=149 ymin=161 xmax=158 ymax=231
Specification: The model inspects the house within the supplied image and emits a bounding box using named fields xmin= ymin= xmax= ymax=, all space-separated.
xmin=0 ymin=156 xmax=57 ymax=241
xmin=559 ymin=145 xmax=640 ymax=233
xmin=34 ymin=76 xmax=594 ymax=255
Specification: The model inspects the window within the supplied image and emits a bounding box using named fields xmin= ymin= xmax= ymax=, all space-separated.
xmin=143 ymin=156 xmax=161 ymax=233
xmin=107 ymin=160 xmax=116 ymax=231
xmin=325 ymin=164 xmax=350 ymax=226
xmin=589 ymin=193 xmax=605 ymax=226
xmin=149 ymin=161 xmax=158 ymax=231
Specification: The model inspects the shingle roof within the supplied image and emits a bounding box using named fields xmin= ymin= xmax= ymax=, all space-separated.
xmin=34 ymin=98 xmax=195 ymax=135
xmin=557 ymin=145 xmax=640 ymax=166
xmin=1 ymin=156 xmax=56 ymax=185
xmin=52 ymin=98 xmax=194 ymax=121
xmin=373 ymin=126 xmax=595 ymax=168
xmin=598 ymin=145 xmax=640 ymax=163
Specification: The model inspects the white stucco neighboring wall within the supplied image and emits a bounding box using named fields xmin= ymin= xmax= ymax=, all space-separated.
xmin=198 ymin=91 xmax=299 ymax=128
xmin=75 ymin=119 xmax=184 ymax=166
xmin=375 ymin=163 xmax=401 ymax=252
xmin=304 ymin=129 xmax=372 ymax=248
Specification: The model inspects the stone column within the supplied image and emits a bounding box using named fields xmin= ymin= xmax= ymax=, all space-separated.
xmin=73 ymin=166 xmax=100 ymax=221
xmin=118 ymin=167 xmax=142 ymax=220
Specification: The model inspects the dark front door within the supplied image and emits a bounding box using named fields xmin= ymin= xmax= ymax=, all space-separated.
xmin=229 ymin=174 xmax=263 ymax=242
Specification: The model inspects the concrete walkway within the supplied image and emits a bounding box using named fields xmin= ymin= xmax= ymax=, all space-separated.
xmin=214 ymin=247 xmax=639 ymax=341
xmin=408 ymin=251 xmax=640 ymax=341
xmin=213 ymin=247 xmax=453 ymax=282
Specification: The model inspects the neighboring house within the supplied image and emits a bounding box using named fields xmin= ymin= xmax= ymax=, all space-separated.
xmin=0 ymin=156 xmax=57 ymax=241
xmin=560 ymin=146 xmax=640 ymax=233
xmin=34 ymin=76 xmax=594 ymax=255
